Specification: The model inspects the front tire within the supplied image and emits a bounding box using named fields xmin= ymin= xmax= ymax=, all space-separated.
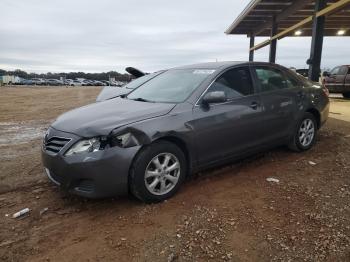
xmin=129 ymin=141 xmax=187 ymax=203
xmin=342 ymin=92 xmax=350 ymax=99
xmin=289 ymin=112 xmax=317 ymax=152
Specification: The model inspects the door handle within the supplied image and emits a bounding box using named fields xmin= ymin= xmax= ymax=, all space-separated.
xmin=250 ymin=101 xmax=258 ymax=110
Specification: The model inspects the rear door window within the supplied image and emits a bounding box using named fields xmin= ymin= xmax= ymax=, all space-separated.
xmin=207 ymin=67 xmax=254 ymax=99
xmin=255 ymin=67 xmax=291 ymax=92
xmin=284 ymin=73 xmax=300 ymax=88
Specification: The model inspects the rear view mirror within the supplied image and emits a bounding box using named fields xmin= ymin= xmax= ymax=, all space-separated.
xmin=202 ymin=91 xmax=227 ymax=105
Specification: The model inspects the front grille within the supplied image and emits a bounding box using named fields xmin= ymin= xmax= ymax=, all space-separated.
xmin=44 ymin=136 xmax=71 ymax=154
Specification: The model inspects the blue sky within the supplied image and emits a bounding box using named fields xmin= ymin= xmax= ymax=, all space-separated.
xmin=0 ymin=0 xmax=349 ymax=73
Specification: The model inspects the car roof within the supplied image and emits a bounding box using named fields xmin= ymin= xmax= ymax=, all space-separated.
xmin=170 ymin=61 xmax=278 ymax=70
xmin=333 ymin=65 xmax=350 ymax=67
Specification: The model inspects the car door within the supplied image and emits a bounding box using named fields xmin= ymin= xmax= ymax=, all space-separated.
xmin=191 ymin=66 xmax=264 ymax=167
xmin=326 ymin=66 xmax=340 ymax=91
xmin=252 ymin=66 xmax=302 ymax=144
xmin=334 ymin=66 xmax=348 ymax=92
xmin=345 ymin=67 xmax=350 ymax=91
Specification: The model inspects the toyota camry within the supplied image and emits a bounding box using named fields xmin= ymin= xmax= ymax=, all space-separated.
xmin=42 ymin=62 xmax=329 ymax=203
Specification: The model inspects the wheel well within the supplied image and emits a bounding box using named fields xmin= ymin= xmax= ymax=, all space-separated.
xmin=306 ymin=108 xmax=320 ymax=129
xmin=155 ymin=136 xmax=192 ymax=176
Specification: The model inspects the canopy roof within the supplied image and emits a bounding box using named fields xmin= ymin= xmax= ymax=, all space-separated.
xmin=225 ymin=0 xmax=350 ymax=37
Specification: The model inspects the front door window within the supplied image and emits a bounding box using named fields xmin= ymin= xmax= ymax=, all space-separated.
xmin=206 ymin=67 xmax=254 ymax=100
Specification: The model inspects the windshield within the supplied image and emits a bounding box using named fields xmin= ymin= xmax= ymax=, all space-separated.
xmin=123 ymin=72 xmax=161 ymax=89
xmin=127 ymin=69 xmax=214 ymax=103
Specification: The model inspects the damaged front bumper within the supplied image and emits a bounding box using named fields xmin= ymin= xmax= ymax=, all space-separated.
xmin=41 ymin=127 xmax=140 ymax=198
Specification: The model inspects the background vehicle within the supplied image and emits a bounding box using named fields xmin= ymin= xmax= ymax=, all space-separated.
xmin=323 ymin=65 xmax=350 ymax=98
xmin=1 ymin=75 xmax=21 ymax=85
xmin=81 ymin=80 xmax=91 ymax=86
xmin=64 ymin=79 xmax=74 ymax=85
xmin=70 ymin=80 xmax=83 ymax=86
xmin=32 ymin=78 xmax=46 ymax=85
xmin=18 ymin=79 xmax=33 ymax=85
xmin=42 ymin=62 xmax=329 ymax=203
xmin=46 ymin=79 xmax=63 ymax=86
xmin=101 ymin=80 xmax=111 ymax=86
xmin=92 ymin=80 xmax=106 ymax=86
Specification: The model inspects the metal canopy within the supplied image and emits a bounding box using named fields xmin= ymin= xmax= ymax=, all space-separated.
xmin=225 ymin=0 xmax=350 ymax=37
xmin=225 ymin=0 xmax=350 ymax=82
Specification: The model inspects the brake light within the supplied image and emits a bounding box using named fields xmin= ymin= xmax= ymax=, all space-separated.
xmin=322 ymin=87 xmax=329 ymax=97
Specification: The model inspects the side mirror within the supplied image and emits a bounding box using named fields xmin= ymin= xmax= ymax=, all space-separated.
xmin=322 ymin=71 xmax=330 ymax=77
xmin=202 ymin=91 xmax=227 ymax=106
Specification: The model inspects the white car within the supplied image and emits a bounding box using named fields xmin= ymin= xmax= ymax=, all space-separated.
xmin=70 ymin=80 xmax=83 ymax=86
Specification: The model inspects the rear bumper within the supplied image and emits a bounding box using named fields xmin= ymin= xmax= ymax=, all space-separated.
xmin=41 ymin=128 xmax=140 ymax=199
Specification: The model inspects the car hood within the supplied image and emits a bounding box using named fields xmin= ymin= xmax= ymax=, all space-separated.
xmin=96 ymin=86 xmax=132 ymax=102
xmin=52 ymin=97 xmax=176 ymax=137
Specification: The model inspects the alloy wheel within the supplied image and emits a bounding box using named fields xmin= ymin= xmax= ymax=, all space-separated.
xmin=144 ymin=153 xmax=180 ymax=196
xmin=298 ymin=119 xmax=315 ymax=147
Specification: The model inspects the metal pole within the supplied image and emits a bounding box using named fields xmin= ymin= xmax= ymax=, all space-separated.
xmin=249 ymin=35 xmax=255 ymax=61
xmin=269 ymin=16 xmax=277 ymax=63
xmin=308 ymin=0 xmax=327 ymax=81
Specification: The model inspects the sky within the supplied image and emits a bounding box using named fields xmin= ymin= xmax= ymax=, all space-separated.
xmin=0 ymin=0 xmax=349 ymax=73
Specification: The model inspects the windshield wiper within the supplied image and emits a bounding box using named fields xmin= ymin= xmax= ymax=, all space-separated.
xmin=130 ymin=97 xmax=155 ymax=103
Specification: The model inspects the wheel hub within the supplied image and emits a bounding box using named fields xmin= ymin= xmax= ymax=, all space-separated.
xmin=144 ymin=152 xmax=180 ymax=196
xmin=298 ymin=118 xmax=315 ymax=147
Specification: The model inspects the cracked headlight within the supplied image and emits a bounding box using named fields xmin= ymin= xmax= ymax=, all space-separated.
xmin=65 ymin=137 xmax=101 ymax=156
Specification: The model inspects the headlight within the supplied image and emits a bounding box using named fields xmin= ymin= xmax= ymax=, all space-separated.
xmin=64 ymin=132 xmax=139 ymax=156
xmin=65 ymin=137 xmax=101 ymax=156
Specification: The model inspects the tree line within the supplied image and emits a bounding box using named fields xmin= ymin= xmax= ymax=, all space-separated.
xmin=0 ymin=69 xmax=132 ymax=81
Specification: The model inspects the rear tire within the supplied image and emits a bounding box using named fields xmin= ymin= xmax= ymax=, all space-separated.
xmin=342 ymin=92 xmax=350 ymax=99
xmin=129 ymin=141 xmax=187 ymax=203
xmin=288 ymin=112 xmax=317 ymax=152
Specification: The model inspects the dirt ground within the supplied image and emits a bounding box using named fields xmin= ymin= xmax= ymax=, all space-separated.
xmin=329 ymin=94 xmax=350 ymax=122
xmin=0 ymin=86 xmax=350 ymax=262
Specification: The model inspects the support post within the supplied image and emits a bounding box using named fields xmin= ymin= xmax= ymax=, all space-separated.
xmin=249 ymin=35 xmax=255 ymax=61
xmin=308 ymin=0 xmax=327 ymax=81
xmin=269 ymin=16 xmax=277 ymax=63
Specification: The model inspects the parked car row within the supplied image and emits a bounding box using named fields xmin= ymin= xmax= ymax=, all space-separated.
xmin=8 ymin=78 xmax=126 ymax=87
xmin=64 ymin=79 xmax=106 ymax=86
xmin=64 ymin=79 xmax=125 ymax=86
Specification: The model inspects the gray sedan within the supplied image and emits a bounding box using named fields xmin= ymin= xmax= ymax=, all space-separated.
xmin=42 ymin=62 xmax=329 ymax=203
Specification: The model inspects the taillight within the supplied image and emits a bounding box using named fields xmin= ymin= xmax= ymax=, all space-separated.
xmin=322 ymin=87 xmax=329 ymax=97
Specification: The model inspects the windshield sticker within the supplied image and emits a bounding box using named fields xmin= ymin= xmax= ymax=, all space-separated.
xmin=193 ymin=69 xmax=215 ymax=75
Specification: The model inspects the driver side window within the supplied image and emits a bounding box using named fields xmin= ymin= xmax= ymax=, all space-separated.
xmin=207 ymin=67 xmax=254 ymax=99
